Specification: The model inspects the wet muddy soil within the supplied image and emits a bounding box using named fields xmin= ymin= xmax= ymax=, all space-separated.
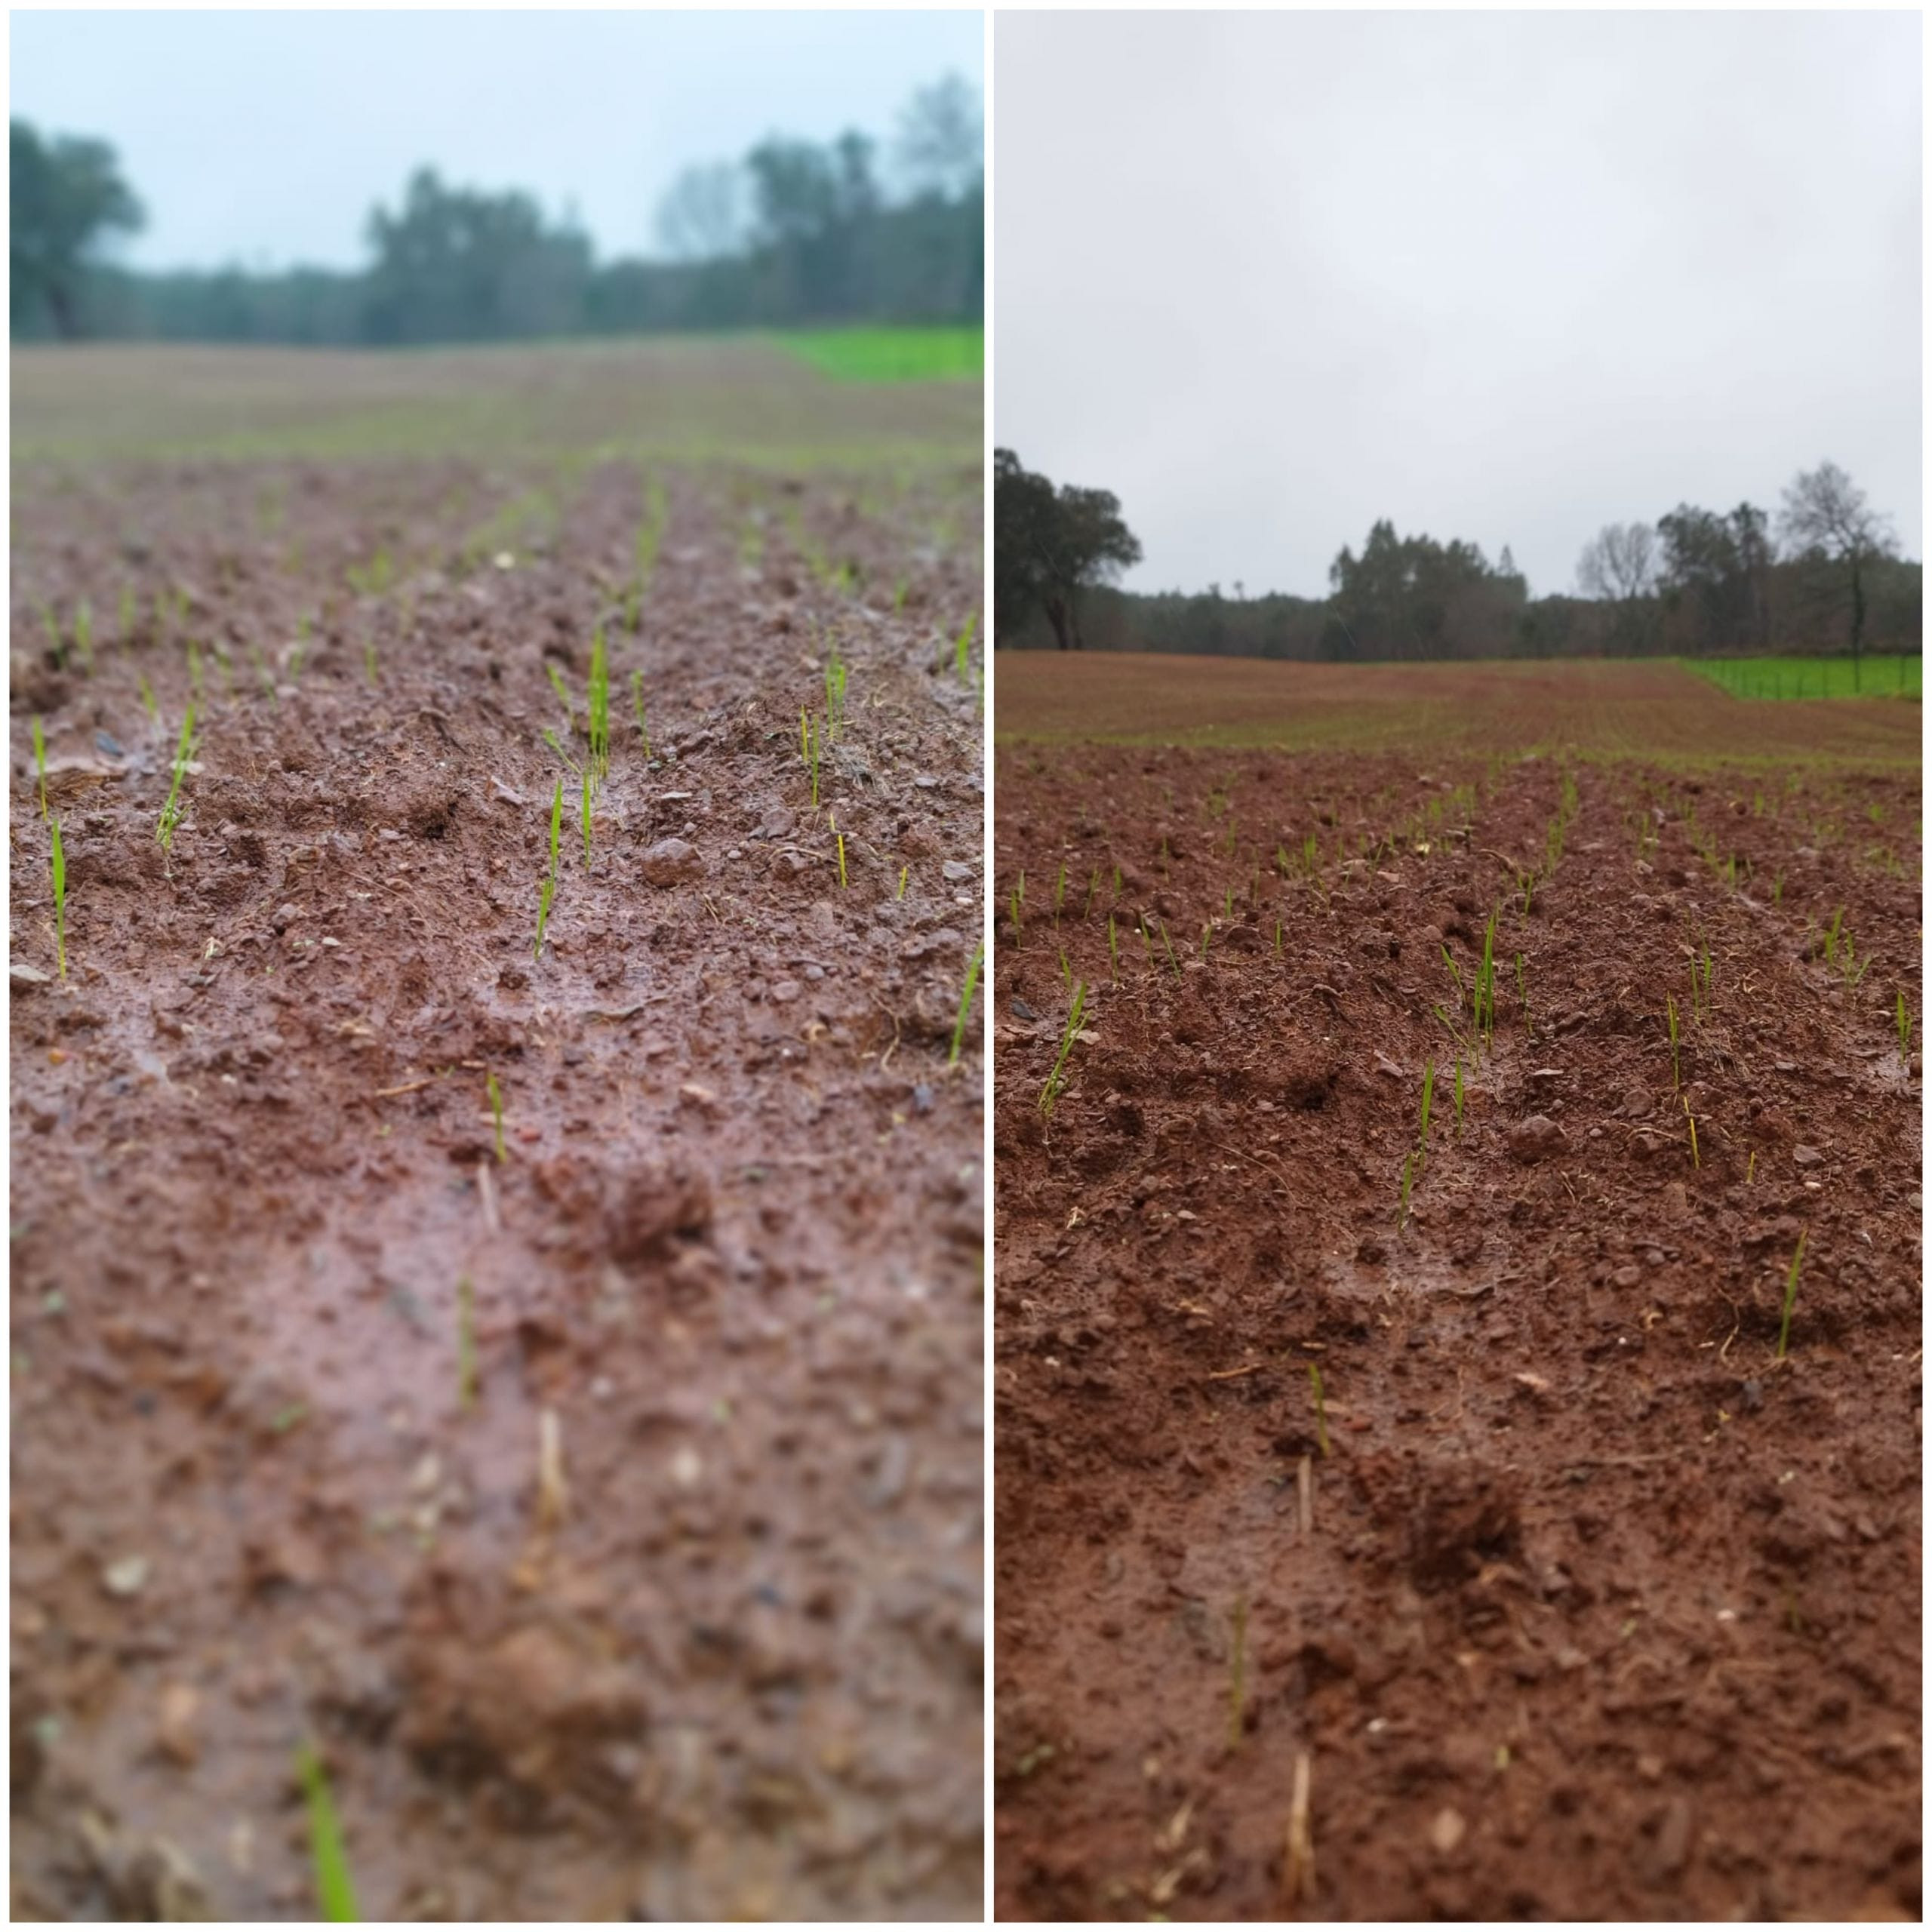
xmin=11 ymin=453 xmax=984 ymax=1920
xmin=993 ymin=740 xmax=1919 ymax=1920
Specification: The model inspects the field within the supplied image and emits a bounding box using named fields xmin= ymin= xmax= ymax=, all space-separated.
xmin=9 ymin=340 xmax=985 ymax=1921
xmin=777 ymin=326 xmax=985 ymax=384
xmin=1683 ymin=655 xmax=1921 ymax=703
xmin=992 ymin=654 xmax=1920 ymax=1919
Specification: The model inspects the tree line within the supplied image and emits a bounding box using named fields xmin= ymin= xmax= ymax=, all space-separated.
xmin=10 ymin=75 xmax=980 ymax=346
xmin=995 ymin=448 xmax=1919 ymax=671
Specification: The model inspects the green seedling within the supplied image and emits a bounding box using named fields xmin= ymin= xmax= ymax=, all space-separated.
xmin=1684 ymin=1095 xmax=1700 ymax=1169
xmin=39 ymin=604 xmax=64 ymax=669
xmin=1055 ymin=863 xmax=1067 ymax=917
xmin=1666 ymin=993 xmax=1681 ymax=1091
xmin=1308 ymin=1361 xmax=1331 ymax=1458
xmin=580 ymin=771 xmax=593 ymax=869
xmin=486 ymin=1073 xmax=506 ymax=1162
xmin=587 ymin=624 xmax=610 ymax=781
xmin=546 ymin=660 xmax=574 ymax=729
xmin=49 ymin=819 xmax=66 ymax=981
xmin=824 ymin=645 xmax=848 ymax=740
xmin=1274 ymin=919 xmax=1282 ymax=955
xmin=534 ymin=780 xmax=562 ymax=959
xmin=801 ymin=709 xmax=821 ymax=808
xmin=835 ymin=827 xmax=848 ymax=888
xmin=1137 ymin=915 xmax=1153 ymax=966
xmin=295 ymin=1741 xmax=360 ymax=1922
xmin=156 ymin=703 xmax=197 ymax=849
xmin=1112 ymin=864 xmax=1122 ymax=897
xmin=1108 ymin=914 xmax=1119 ymax=977
xmin=1775 ymin=1229 xmax=1807 ymax=1361
xmin=1009 ymin=885 xmax=1023 ymax=940
xmin=137 ymin=676 xmax=159 ymax=727
xmin=542 ymin=727 xmax=582 ymax=778
xmin=953 ymin=611 xmax=977 ymax=681
xmin=1084 ymin=868 xmax=1100 ymax=918
xmin=31 ymin=716 xmax=48 ymax=819
xmin=949 ymin=942 xmax=984 ymax=1066
xmin=897 ymin=865 xmax=908 ymax=900
xmin=1417 ymin=1060 xmax=1435 ymax=1162
xmin=632 ymin=669 xmax=651 ymax=755
xmin=457 ymin=1274 xmax=478 ymax=1410
xmin=1223 ymin=884 xmax=1234 ymax=919
xmin=1059 ymin=944 xmax=1072 ymax=989
xmin=1158 ymin=918 xmax=1181 ymax=980
xmin=1199 ymin=921 xmax=1211 ymax=958
xmin=1038 ymin=980 xmax=1089 ymax=1117
xmin=1227 ymin=1595 xmax=1248 ymax=1750
xmin=1897 ymin=990 xmax=1913 ymax=1058
xmin=1823 ymin=906 xmax=1844 ymax=967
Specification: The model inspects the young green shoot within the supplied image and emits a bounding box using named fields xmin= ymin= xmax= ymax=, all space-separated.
xmin=50 ymin=819 xmax=66 ymax=981
xmin=949 ymin=942 xmax=984 ymax=1066
xmin=1274 ymin=919 xmax=1282 ymax=955
xmin=1307 ymin=1361 xmax=1331 ymax=1458
xmin=823 ymin=645 xmax=848 ymax=740
xmin=953 ymin=611 xmax=976 ymax=681
xmin=1038 ymin=980 xmax=1089 ymax=1117
xmin=1108 ymin=913 xmax=1119 ymax=977
xmin=156 ymin=703 xmax=197 ymax=850
xmin=1897 ymin=989 xmax=1913 ymax=1059
xmin=1059 ymin=944 xmax=1072 ymax=989
xmin=534 ymin=780 xmax=562 ymax=959
xmin=486 ymin=1073 xmax=506 ymax=1162
xmin=1775 ymin=1229 xmax=1807 ymax=1362
xmin=836 ymin=826 xmax=848 ymax=888
xmin=295 ymin=1740 xmax=360 ymax=1923
xmin=632 ymin=669 xmax=651 ymax=755
xmin=1684 ymin=1094 xmax=1700 ymax=1169
xmin=546 ymin=660 xmax=575 ymax=731
xmin=31 ymin=715 xmax=48 ymax=819
xmin=542 ymin=728 xmax=582 ymax=779
xmin=1054 ymin=863 xmax=1067 ymax=917
xmin=897 ymin=865 xmax=908 ymax=900
xmin=1084 ymin=867 xmax=1100 ymax=918
xmin=137 ymin=676 xmax=159 ymax=728
xmin=1009 ymin=884 xmax=1023 ymax=940
xmin=1158 ymin=918 xmax=1181 ymax=980
xmin=586 ymin=623 xmax=610 ymax=782
xmin=457 ymin=1273 xmax=478 ymax=1410
xmin=1417 ymin=1060 xmax=1435 ymax=1164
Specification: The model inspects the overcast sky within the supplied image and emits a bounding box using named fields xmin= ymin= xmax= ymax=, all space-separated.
xmin=11 ymin=10 xmax=981 ymax=270
xmin=996 ymin=11 xmax=1921 ymax=598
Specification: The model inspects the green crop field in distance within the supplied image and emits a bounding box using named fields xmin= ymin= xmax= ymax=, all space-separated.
xmin=775 ymin=325 xmax=983 ymax=383
xmin=1681 ymin=654 xmax=1922 ymax=701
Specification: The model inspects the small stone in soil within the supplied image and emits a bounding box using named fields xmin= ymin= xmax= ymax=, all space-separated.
xmin=641 ymin=837 xmax=703 ymax=886
xmin=1793 ymin=1145 xmax=1825 ymax=1167
xmin=103 ymin=1556 xmax=150 ymax=1598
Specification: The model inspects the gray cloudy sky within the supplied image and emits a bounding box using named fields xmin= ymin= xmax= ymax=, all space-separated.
xmin=995 ymin=11 xmax=1921 ymax=598
xmin=11 ymin=10 xmax=980 ymax=269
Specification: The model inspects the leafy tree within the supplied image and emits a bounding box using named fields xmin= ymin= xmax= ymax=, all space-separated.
xmin=11 ymin=118 xmax=144 ymax=340
xmin=1656 ymin=503 xmax=1774 ymax=656
xmin=1328 ymin=520 xmax=1522 ymax=660
xmin=1777 ymin=462 xmax=1898 ymax=687
xmin=994 ymin=448 xmax=1142 ymax=650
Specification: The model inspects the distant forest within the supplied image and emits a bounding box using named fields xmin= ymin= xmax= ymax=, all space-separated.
xmin=995 ymin=448 xmax=1921 ymax=667
xmin=11 ymin=75 xmax=981 ymax=345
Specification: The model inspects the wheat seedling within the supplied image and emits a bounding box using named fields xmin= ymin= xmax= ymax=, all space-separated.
xmin=31 ymin=716 xmax=48 ymax=819
xmin=1418 ymin=1060 xmax=1435 ymax=1164
xmin=137 ymin=676 xmax=159 ymax=728
xmin=949 ymin=942 xmax=984 ymax=1066
xmin=1054 ymin=863 xmax=1067 ymax=918
xmin=836 ymin=826 xmax=848 ymax=888
xmin=534 ymin=780 xmax=562 ymax=959
xmin=49 ymin=819 xmax=66 ymax=980
xmin=1038 ymin=981 xmax=1089 ymax=1117
xmin=587 ymin=624 xmax=610 ymax=782
xmin=156 ymin=703 xmax=197 ymax=849
xmin=1307 ymin=1361 xmax=1331 ymax=1458
xmin=295 ymin=1741 xmax=360 ymax=1922
xmin=486 ymin=1072 xmax=506 ymax=1162
xmin=1774 ymin=1229 xmax=1807 ymax=1361
xmin=824 ymin=645 xmax=848 ymax=740
xmin=1108 ymin=913 xmax=1119 ymax=977
xmin=1897 ymin=990 xmax=1913 ymax=1059
xmin=953 ymin=612 xmax=976 ymax=681
xmin=1684 ymin=1095 xmax=1700 ymax=1169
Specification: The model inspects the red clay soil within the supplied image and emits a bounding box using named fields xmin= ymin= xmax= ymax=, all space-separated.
xmin=10 ymin=456 xmax=984 ymax=1919
xmin=993 ymin=737 xmax=1921 ymax=1920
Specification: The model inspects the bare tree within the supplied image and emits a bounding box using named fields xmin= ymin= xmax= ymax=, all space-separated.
xmin=653 ymin=162 xmax=746 ymax=263
xmin=1777 ymin=461 xmax=1898 ymax=688
xmin=1575 ymin=521 xmax=1658 ymax=603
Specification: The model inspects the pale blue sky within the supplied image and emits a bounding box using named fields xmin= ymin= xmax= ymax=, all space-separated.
xmin=11 ymin=9 xmax=983 ymax=269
